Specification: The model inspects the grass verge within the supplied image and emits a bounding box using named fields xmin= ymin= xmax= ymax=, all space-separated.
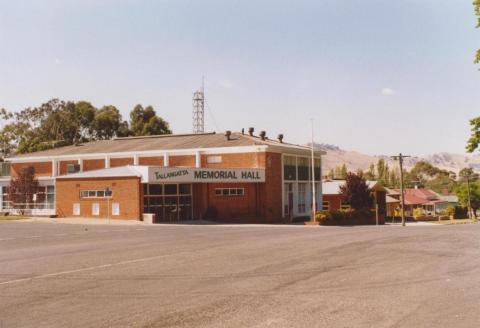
xmin=0 ymin=216 xmax=29 ymax=221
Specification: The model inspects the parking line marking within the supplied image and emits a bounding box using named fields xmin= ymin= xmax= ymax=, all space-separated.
xmin=0 ymin=251 xmax=191 ymax=286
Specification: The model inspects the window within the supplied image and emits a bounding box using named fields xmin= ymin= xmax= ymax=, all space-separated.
xmin=179 ymin=184 xmax=191 ymax=195
xmin=297 ymin=158 xmax=310 ymax=181
xmin=0 ymin=162 xmax=11 ymax=177
xmin=215 ymin=188 xmax=245 ymax=196
xmin=73 ymin=203 xmax=80 ymax=215
xmin=92 ymin=203 xmax=100 ymax=216
xmin=207 ymin=155 xmax=222 ymax=164
xmin=314 ymin=159 xmax=321 ymax=181
xmin=283 ymin=156 xmax=296 ymax=180
xmin=80 ymin=189 xmax=113 ymax=198
xmin=298 ymin=183 xmax=306 ymax=213
xmin=340 ymin=201 xmax=350 ymax=210
xmin=322 ymin=201 xmax=330 ymax=211
xmin=1 ymin=186 xmax=10 ymax=210
xmin=164 ymin=184 xmax=177 ymax=195
xmin=112 ymin=203 xmax=120 ymax=216
xmin=149 ymin=184 xmax=162 ymax=195
xmin=67 ymin=163 xmax=80 ymax=174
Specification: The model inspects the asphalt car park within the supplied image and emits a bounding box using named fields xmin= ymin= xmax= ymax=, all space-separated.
xmin=1 ymin=221 xmax=479 ymax=328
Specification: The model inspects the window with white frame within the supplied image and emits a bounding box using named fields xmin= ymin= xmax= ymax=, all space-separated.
xmin=80 ymin=189 xmax=112 ymax=198
xmin=1 ymin=186 xmax=10 ymax=210
xmin=207 ymin=155 xmax=222 ymax=164
xmin=92 ymin=203 xmax=100 ymax=216
xmin=73 ymin=203 xmax=80 ymax=215
xmin=340 ymin=200 xmax=350 ymax=210
xmin=283 ymin=156 xmax=296 ymax=180
xmin=214 ymin=188 xmax=245 ymax=197
xmin=322 ymin=201 xmax=330 ymax=211
xmin=297 ymin=183 xmax=306 ymax=213
xmin=112 ymin=203 xmax=120 ymax=216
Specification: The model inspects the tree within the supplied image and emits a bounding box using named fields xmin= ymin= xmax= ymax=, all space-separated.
xmin=9 ymin=166 xmax=39 ymax=211
xmin=377 ymin=159 xmax=386 ymax=182
xmin=339 ymin=172 xmax=373 ymax=211
xmin=0 ymin=99 xmax=173 ymax=154
xmin=340 ymin=164 xmax=348 ymax=179
xmin=92 ymin=106 xmax=123 ymax=140
xmin=455 ymin=181 xmax=480 ymax=218
xmin=327 ymin=169 xmax=335 ymax=180
xmin=129 ymin=104 xmax=171 ymax=136
xmin=364 ymin=163 xmax=376 ymax=180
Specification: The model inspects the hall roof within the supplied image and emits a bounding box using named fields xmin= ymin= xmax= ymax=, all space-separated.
xmin=8 ymin=132 xmax=325 ymax=160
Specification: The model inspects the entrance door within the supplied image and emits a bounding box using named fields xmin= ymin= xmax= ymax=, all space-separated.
xmin=284 ymin=183 xmax=294 ymax=219
xmin=143 ymin=183 xmax=192 ymax=222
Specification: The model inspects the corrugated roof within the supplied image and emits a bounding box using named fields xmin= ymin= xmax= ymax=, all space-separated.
xmin=9 ymin=132 xmax=318 ymax=159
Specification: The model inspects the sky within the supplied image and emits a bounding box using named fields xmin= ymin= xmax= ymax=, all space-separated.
xmin=0 ymin=0 xmax=479 ymax=156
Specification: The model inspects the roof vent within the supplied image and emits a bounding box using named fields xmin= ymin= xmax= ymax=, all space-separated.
xmin=277 ymin=134 xmax=284 ymax=143
xmin=248 ymin=127 xmax=254 ymax=136
xmin=259 ymin=131 xmax=266 ymax=141
xmin=241 ymin=128 xmax=245 ymax=135
xmin=225 ymin=130 xmax=232 ymax=140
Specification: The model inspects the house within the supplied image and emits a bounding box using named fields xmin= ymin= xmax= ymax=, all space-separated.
xmin=390 ymin=188 xmax=449 ymax=216
xmin=321 ymin=180 xmax=387 ymax=221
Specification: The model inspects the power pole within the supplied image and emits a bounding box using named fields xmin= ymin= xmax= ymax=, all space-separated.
xmin=310 ymin=119 xmax=316 ymax=222
xmin=391 ymin=153 xmax=410 ymax=227
xmin=466 ymin=175 xmax=472 ymax=220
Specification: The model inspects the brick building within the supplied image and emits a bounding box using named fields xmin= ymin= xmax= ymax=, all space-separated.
xmin=0 ymin=132 xmax=324 ymax=223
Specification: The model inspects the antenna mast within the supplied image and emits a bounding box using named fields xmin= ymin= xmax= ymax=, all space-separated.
xmin=192 ymin=77 xmax=205 ymax=133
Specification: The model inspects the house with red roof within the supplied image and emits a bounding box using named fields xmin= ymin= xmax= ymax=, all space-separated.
xmin=390 ymin=187 xmax=449 ymax=216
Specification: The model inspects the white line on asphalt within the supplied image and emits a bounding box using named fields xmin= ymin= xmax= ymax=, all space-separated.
xmin=0 ymin=252 xmax=190 ymax=287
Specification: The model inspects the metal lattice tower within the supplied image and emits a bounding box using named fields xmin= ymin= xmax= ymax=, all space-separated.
xmin=192 ymin=85 xmax=205 ymax=133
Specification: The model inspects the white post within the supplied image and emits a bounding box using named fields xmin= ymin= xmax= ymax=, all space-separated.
xmin=133 ymin=154 xmax=139 ymax=166
xmin=164 ymin=153 xmax=169 ymax=167
xmin=51 ymin=159 xmax=58 ymax=177
xmin=105 ymin=156 xmax=110 ymax=168
xmin=78 ymin=158 xmax=83 ymax=172
xmin=195 ymin=151 xmax=201 ymax=168
xmin=310 ymin=119 xmax=316 ymax=222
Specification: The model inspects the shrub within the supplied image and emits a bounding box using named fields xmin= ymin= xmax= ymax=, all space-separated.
xmin=445 ymin=205 xmax=455 ymax=217
xmin=453 ymin=206 xmax=468 ymax=219
xmin=315 ymin=209 xmax=379 ymax=225
xmin=413 ymin=208 xmax=424 ymax=218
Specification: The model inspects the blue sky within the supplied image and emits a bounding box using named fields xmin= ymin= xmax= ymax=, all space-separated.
xmin=0 ymin=0 xmax=479 ymax=156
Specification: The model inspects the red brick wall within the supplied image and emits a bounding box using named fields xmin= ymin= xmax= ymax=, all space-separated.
xmin=56 ymin=177 xmax=141 ymax=220
xmin=204 ymin=183 xmax=259 ymax=222
xmin=169 ymin=155 xmax=195 ymax=167
xmin=11 ymin=162 xmax=52 ymax=177
xmin=139 ymin=156 xmax=164 ymax=166
xmin=322 ymin=194 xmax=342 ymax=211
xmin=110 ymin=157 xmax=134 ymax=167
xmin=83 ymin=159 xmax=105 ymax=171
xmin=202 ymin=153 xmax=264 ymax=168
xmin=259 ymin=152 xmax=283 ymax=223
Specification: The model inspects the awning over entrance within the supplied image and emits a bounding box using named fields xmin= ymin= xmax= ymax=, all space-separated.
xmin=57 ymin=165 xmax=266 ymax=184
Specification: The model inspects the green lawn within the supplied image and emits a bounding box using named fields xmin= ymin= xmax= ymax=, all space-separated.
xmin=432 ymin=219 xmax=476 ymax=225
xmin=0 ymin=216 xmax=29 ymax=221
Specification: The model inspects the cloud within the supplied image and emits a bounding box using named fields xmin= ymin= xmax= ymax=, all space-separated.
xmin=381 ymin=87 xmax=394 ymax=96
xmin=219 ymin=80 xmax=233 ymax=89
xmin=54 ymin=58 xmax=62 ymax=65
